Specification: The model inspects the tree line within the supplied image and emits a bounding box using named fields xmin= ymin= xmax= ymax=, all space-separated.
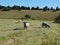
xmin=0 ymin=5 xmax=60 ymax=11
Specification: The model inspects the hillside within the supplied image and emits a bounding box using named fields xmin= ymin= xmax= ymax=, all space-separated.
xmin=0 ymin=10 xmax=60 ymax=20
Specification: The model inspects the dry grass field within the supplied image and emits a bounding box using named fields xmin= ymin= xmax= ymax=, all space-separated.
xmin=0 ymin=19 xmax=60 ymax=45
xmin=0 ymin=10 xmax=60 ymax=20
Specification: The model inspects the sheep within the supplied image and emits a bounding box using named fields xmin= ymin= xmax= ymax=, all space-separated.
xmin=23 ymin=21 xmax=29 ymax=29
xmin=42 ymin=22 xmax=50 ymax=28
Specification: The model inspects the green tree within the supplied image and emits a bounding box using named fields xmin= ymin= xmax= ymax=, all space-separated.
xmin=12 ymin=5 xmax=21 ymax=10
xmin=56 ymin=7 xmax=60 ymax=11
xmin=26 ymin=7 xmax=30 ymax=10
xmin=43 ymin=6 xmax=49 ymax=11
xmin=35 ymin=6 xmax=40 ymax=10
xmin=0 ymin=5 xmax=2 ymax=9
xmin=2 ymin=6 xmax=11 ymax=11
xmin=31 ymin=7 xmax=35 ymax=10
xmin=20 ymin=6 xmax=26 ymax=10
xmin=51 ymin=7 xmax=54 ymax=10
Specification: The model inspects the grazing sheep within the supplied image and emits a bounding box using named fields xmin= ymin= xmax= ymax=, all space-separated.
xmin=23 ymin=22 xmax=29 ymax=29
xmin=42 ymin=22 xmax=50 ymax=28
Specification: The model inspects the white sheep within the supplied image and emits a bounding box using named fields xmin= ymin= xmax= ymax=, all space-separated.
xmin=26 ymin=22 xmax=29 ymax=28
xmin=23 ymin=22 xmax=29 ymax=29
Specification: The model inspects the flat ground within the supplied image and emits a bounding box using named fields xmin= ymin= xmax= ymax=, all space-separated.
xmin=0 ymin=19 xmax=60 ymax=45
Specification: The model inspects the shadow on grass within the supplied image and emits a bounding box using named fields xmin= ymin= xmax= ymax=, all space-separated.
xmin=13 ymin=28 xmax=24 ymax=30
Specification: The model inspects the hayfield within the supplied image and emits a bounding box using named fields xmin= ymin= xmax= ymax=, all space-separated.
xmin=0 ymin=19 xmax=60 ymax=45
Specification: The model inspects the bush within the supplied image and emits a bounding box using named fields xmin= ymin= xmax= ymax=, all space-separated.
xmin=55 ymin=15 xmax=60 ymax=23
xmin=25 ymin=15 xmax=31 ymax=19
xmin=2 ymin=8 xmax=11 ymax=11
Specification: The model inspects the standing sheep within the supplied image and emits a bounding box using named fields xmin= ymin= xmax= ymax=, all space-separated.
xmin=23 ymin=22 xmax=29 ymax=29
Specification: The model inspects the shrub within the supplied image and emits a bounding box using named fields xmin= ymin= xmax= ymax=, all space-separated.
xmin=24 ymin=15 xmax=31 ymax=19
xmin=2 ymin=8 xmax=11 ymax=11
xmin=54 ymin=14 xmax=60 ymax=23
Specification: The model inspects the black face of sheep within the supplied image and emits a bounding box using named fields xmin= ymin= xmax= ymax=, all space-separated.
xmin=23 ymin=22 xmax=27 ymax=29
xmin=42 ymin=22 xmax=50 ymax=28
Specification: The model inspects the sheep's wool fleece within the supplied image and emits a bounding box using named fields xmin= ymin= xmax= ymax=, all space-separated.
xmin=26 ymin=23 xmax=29 ymax=27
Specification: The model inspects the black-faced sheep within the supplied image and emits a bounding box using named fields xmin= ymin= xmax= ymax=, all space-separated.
xmin=23 ymin=22 xmax=29 ymax=29
xmin=42 ymin=22 xmax=50 ymax=28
